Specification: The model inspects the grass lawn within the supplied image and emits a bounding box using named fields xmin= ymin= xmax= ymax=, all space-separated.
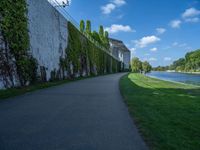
xmin=120 ymin=73 xmax=200 ymax=150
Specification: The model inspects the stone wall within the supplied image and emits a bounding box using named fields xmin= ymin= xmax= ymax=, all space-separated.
xmin=123 ymin=51 xmax=131 ymax=69
xmin=27 ymin=0 xmax=68 ymax=80
xmin=0 ymin=0 xmax=125 ymax=89
xmin=0 ymin=0 xmax=68 ymax=89
xmin=0 ymin=26 xmax=4 ymax=89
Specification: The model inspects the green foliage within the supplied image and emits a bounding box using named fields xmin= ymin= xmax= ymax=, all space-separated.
xmin=104 ymin=31 xmax=109 ymax=39
xmin=0 ymin=0 xmax=38 ymax=86
xmin=85 ymin=20 xmax=91 ymax=34
xmin=80 ymin=20 xmax=85 ymax=32
xmin=131 ymin=58 xmax=152 ymax=73
xmin=65 ymin=22 xmax=122 ymax=78
xmin=185 ymin=49 xmax=200 ymax=71
xmin=99 ymin=25 xmax=104 ymax=39
xmin=80 ymin=20 xmax=110 ymax=51
xmin=92 ymin=31 xmax=102 ymax=44
xmin=131 ymin=57 xmax=142 ymax=73
xmin=153 ymin=66 xmax=169 ymax=71
xmin=98 ymin=26 xmax=110 ymax=50
xmin=168 ymin=49 xmax=200 ymax=72
xmin=104 ymin=31 xmax=110 ymax=50
xmin=142 ymin=61 xmax=152 ymax=74
xmin=170 ymin=58 xmax=185 ymax=71
xmin=120 ymin=73 xmax=200 ymax=150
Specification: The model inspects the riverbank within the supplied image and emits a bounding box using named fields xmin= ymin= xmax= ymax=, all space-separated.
xmin=147 ymin=71 xmax=200 ymax=86
xmin=166 ymin=70 xmax=200 ymax=74
xmin=147 ymin=74 xmax=200 ymax=87
xmin=120 ymin=73 xmax=200 ymax=150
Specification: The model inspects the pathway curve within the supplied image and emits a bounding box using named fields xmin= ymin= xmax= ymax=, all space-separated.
xmin=0 ymin=73 xmax=148 ymax=150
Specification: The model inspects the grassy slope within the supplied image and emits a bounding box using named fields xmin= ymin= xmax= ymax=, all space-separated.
xmin=120 ymin=73 xmax=200 ymax=150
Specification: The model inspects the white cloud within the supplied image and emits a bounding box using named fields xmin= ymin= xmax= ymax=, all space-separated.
xmin=101 ymin=3 xmax=116 ymax=14
xmin=182 ymin=8 xmax=200 ymax=18
xmin=117 ymin=14 xmax=124 ymax=19
xmin=172 ymin=42 xmax=187 ymax=47
xmin=164 ymin=57 xmax=172 ymax=61
xmin=150 ymin=47 xmax=158 ymax=52
xmin=130 ymin=47 xmax=136 ymax=56
xmin=170 ymin=20 xmax=182 ymax=28
xmin=113 ymin=0 xmax=126 ymax=6
xmin=163 ymin=46 xmax=171 ymax=50
xmin=130 ymin=47 xmax=136 ymax=51
xmin=105 ymin=24 xmax=135 ymax=34
xmin=134 ymin=35 xmax=160 ymax=48
xmin=179 ymin=43 xmax=187 ymax=47
xmin=156 ymin=28 xmax=166 ymax=34
xmin=172 ymin=42 xmax=178 ymax=46
xmin=185 ymin=17 xmax=199 ymax=23
xmin=101 ymin=0 xmax=126 ymax=14
xmin=149 ymin=57 xmax=157 ymax=61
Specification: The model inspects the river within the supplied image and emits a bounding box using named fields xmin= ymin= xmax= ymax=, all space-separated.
xmin=146 ymin=71 xmax=200 ymax=85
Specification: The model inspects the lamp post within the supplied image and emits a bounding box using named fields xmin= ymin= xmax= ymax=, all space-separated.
xmin=62 ymin=0 xmax=70 ymax=7
xmin=55 ymin=0 xmax=70 ymax=8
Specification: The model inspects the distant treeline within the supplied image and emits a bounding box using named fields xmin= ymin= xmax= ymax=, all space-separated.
xmin=153 ymin=49 xmax=200 ymax=72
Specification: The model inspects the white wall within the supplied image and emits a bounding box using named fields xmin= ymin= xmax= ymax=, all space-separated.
xmin=123 ymin=51 xmax=130 ymax=69
xmin=27 ymin=0 xmax=68 ymax=80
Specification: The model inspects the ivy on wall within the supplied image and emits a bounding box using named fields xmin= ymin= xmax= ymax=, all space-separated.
xmin=64 ymin=22 xmax=123 ymax=78
xmin=0 ymin=0 xmax=37 ymax=87
xmin=0 ymin=1 xmax=123 ymax=88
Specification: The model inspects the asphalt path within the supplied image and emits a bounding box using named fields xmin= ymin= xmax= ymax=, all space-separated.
xmin=0 ymin=73 xmax=148 ymax=150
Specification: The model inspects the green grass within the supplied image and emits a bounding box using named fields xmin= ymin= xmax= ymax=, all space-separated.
xmin=120 ymin=73 xmax=200 ymax=150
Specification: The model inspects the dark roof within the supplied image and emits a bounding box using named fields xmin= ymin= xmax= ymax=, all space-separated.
xmin=109 ymin=38 xmax=130 ymax=52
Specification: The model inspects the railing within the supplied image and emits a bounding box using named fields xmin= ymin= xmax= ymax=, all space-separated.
xmin=48 ymin=0 xmax=120 ymax=61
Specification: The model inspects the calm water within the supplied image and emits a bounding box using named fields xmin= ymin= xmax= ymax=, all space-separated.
xmin=147 ymin=71 xmax=200 ymax=85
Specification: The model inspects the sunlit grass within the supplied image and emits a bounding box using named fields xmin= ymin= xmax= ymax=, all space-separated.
xmin=120 ymin=73 xmax=200 ymax=150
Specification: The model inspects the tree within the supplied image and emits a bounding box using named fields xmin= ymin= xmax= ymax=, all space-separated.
xmin=99 ymin=25 xmax=104 ymax=39
xmin=131 ymin=57 xmax=142 ymax=73
xmin=104 ymin=31 xmax=110 ymax=49
xmin=86 ymin=20 xmax=91 ymax=34
xmin=168 ymin=49 xmax=200 ymax=72
xmin=92 ymin=31 xmax=101 ymax=44
xmin=170 ymin=58 xmax=185 ymax=71
xmin=142 ymin=61 xmax=152 ymax=74
xmin=104 ymin=31 xmax=109 ymax=39
xmin=80 ymin=20 xmax=85 ymax=32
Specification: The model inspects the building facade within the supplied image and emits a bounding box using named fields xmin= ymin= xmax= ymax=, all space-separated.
xmin=109 ymin=38 xmax=131 ymax=69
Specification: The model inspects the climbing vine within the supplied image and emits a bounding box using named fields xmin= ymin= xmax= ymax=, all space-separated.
xmin=64 ymin=22 xmax=123 ymax=78
xmin=0 ymin=0 xmax=37 ymax=87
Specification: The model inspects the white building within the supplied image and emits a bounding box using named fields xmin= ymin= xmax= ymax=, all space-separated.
xmin=109 ymin=38 xmax=131 ymax=69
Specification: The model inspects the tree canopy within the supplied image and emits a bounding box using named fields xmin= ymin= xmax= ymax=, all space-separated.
xmin=153 ymin=49 xmax=200 ymax=72
xmin=80 ymin=20 xmax=85 ymax=33
xmin=142 ymin=61 xmax=152 ymax=74
xmin=131 ymin=57 xmax=152 ymax=73
xmin=79 ymin=20 xmax=110 ymax=51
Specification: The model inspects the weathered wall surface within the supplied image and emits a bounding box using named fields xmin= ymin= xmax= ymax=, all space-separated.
xmin=0 ymin=0 xmax=125 ymax=89
xmin=0 ymin=26 xmax=4 ymax=89
xmin=0 ymin=0 xmax=68 ymax=89
xmin=123 ymin=51 xmax=130 ymax=69
xmin=27 ymin=0 xmax=68 ymax=80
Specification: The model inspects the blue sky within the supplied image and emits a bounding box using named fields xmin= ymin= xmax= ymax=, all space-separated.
xmin=53 ymin=0 xmax=200 ymax=67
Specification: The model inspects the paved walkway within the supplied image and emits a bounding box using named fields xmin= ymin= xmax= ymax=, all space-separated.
xmin=0 ymin=73 xmax=148 ymax=150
